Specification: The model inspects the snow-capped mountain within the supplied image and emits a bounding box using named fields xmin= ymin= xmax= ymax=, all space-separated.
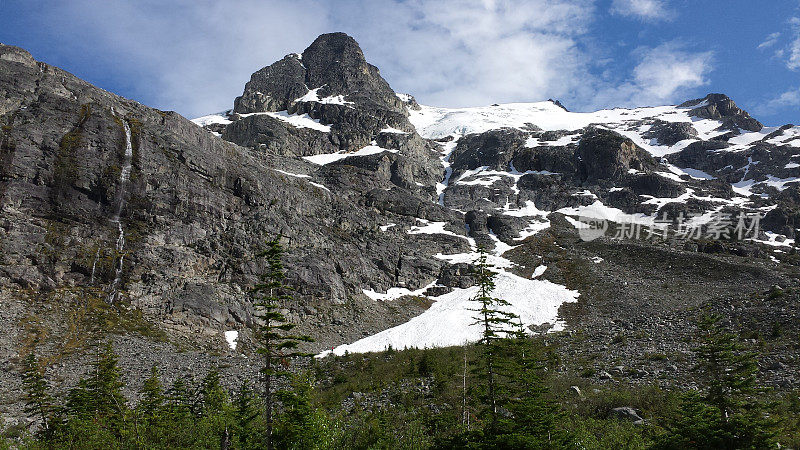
xmin=2 ymin=32 xmax=799 ymax=402
xmin=189 ymin=34 xmax=799 ymax=357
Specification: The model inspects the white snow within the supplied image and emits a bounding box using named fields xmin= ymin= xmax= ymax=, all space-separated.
xmin=749 ymin=232 xmax=795 ymax=247
xmin=734 ymin=176 xmax=800 ymax=194
xmin=502 ymin=200 xmax=548 ymax=217
xmin=380 ymin=223 xmax=396 ymax=232
xmin=396 ymin=93 xmax=414 ymax=103
xmin=191 ymin=109 xmax=331 ymax=132
xmin=224 ymin=330 xmax=239 ymax=350
xmin=407 ymin=219 xmax=474 ymax=243
xmin=295 ymin=87 xmax=354 ymax=105
xmin=436 ymin=138 xmax=459 ymax=206
xmin=303 ymin=145 xmax=398 ymax=165
xmin=320 ymin=271 xmax=578 ymax=356
xmin=656 ymin=171 xmax=688 ymax=183
xmin=532 ymin=265 xmax=547 ymax=278
xmin=272 ymin=169 xmax=310 ymax=179
xmin=380 ymin=126 xmax=408 ymax=134
xmin=362 ymin=281 xmax=437 ymax=302
xmin=242 ymin=111 xmax=331 ymax=132
xmin=680 ymin=167 xmax=716 ymax=180
xmin=309 ymin=182 xmax=331 ymax=192
xmin=191 ymin=112 xmax=232 ymax=127
xmin=319 ymin=209 xmax=574 ymax=357
xmin=558 ymin=200 xmax=653 ymax=226
xmin=271 ymin=169 xmax=329 ymax=192
xmin=515 ymin=219 xmax=551 ymax=241
xmin=406 ymin=100 xmax=786 ymax=159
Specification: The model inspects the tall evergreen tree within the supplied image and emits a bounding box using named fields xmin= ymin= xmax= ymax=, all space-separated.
xmin=199 ymin=368 xmax=227 ymax=417
xmin=87 ymin=343 xmax=127 ymax=425
xmin=250 ymin=236 xmax=313 ymax=450
xmin=62 ymin=344 xmax=126 ymax=423
xmin=274 ymin=373 xmax=338 ymax=449
xmin=655 ymin=314 xmax=778 ymax=449
xmin=165 ymin=375 xmax=196 ymax=421
xmin=21 ymin=352 xmax=53 ymax=436
xmin=469 ymin=246 xmax=519 ymax=433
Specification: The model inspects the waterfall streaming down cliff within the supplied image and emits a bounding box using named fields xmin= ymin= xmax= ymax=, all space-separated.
xmin=108 ymin=119 xmax=133 ymax=303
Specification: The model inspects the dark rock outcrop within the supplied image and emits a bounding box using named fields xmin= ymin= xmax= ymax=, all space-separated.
xmin=577 ymin=128 xmax=656 ymax=182
xmin=680 ymin=93 xmax=763 ymax=132
xmin=643 ymin=119 xmax=698 ymax=146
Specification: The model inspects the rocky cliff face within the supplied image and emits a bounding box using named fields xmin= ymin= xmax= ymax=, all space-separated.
xmin=0 ymin=37 xmax=461 ymax=363
xmin=2 ymin=32 xmax=800 ymax=424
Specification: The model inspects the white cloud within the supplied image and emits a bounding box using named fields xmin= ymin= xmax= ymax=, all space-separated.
xmin=610 ymin=0 xmax=673 ymax=21
xmin=787 ymin=17 xmax=800 ymax=70
xmin=334 ymin=0 xmax=597 ymax=108
xmin=24 ymin=0 xmax=707 ymax=117
xmin=755 ymin=88 xmax=800 ymax=116
xmin=590 ymin=42 xmax=713 ymax=108
xmin=758 ymin=32 xmax=781 ymax=50
xmin=39 ymin=0 xmax=329 ymax=117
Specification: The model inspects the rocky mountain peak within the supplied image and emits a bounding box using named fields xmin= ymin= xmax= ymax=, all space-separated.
xmin=234 ymin=32 xmax=404 ymax=116
xmin=680 ymin=93 xmax=763 ymax=132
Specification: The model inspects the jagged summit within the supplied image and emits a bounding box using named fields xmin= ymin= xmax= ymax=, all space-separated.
xmin=234 ymin=32 xmax=404 ymax=115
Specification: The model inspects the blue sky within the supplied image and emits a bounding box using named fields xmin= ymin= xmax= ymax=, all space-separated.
xmin=1 ymin=0 xmax=798 ymax=126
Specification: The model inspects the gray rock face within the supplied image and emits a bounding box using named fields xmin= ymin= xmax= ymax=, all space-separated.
xmin=233 ymin=54 xmax=307 ymax=113
xmin=0 ymin=41 xmax=453 ymax=359
xmin=233 ymin=32 xmax=406 ymax=123
xmin=222 ymin=113 xmax=338 ymax=156
xmin=300 ymin=32 xmax=405 ymax=114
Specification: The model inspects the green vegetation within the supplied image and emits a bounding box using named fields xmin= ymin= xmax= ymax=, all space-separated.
xmin=4 ymin=244 xmax=795 ymax=448
xmin=4 ymin=319 xmax=798 ymax=449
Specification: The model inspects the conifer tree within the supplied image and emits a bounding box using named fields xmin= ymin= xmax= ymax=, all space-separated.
xmin=21 ymin=352 xmax=53 ymax=436
xmin=470 ymin=246 xmax=519 ymax=433
xmin=165 ymin=376 xmax=196 ymax=421
xmin=500 ymin=335 xmax=570 ymax=448
xmin=199 ymin=368 xmax=227 ymax=417
xmin=62 ymin=344 xmax=126 ymax=423
xmin=137 ymin=365 xmax=165 ymax=423
xmin=198 ymin=368 xmax=234 ymax=449
xmin=655 ymin=314 xmax=778 ymax=449
xmin=87 ymin=343 xmax=127 ymax=425
xmin=250 ymin=236 xmax=313 ymax=450
xmin=234 ymin=381 xmax=260 ymax=449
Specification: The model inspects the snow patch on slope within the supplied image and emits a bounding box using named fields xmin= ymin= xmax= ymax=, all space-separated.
xmin=321 ymin=272 xmax=578 ymax=356
xmin=319 ymin=214 xmax=573 ymax=357
xmin=303 ymin=145 xmax=398 ymax=165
